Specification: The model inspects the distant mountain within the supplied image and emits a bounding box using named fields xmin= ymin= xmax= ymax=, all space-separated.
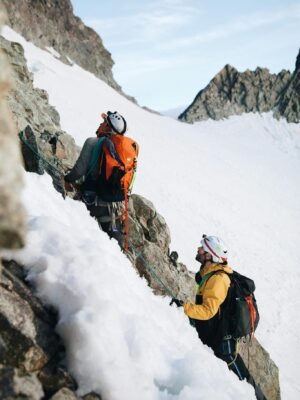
xmin=179 ymin=50 xmax=300 ymax=124
xmin=0 ymin=0 xmax=136 ymax=102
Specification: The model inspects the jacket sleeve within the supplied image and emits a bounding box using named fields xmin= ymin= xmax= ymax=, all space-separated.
xmin=65 ymin=137 xmax=98 ymax=182
xmin=183 ymin=273 xmax=230 ymax=320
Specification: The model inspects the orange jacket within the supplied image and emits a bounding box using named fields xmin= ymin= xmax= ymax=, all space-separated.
xmin=184 ymin=263 xmax=233 ymax=320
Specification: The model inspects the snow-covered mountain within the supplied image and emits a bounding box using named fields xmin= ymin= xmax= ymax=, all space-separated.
xmin=1 ymin=26 xmax=300 ymax=400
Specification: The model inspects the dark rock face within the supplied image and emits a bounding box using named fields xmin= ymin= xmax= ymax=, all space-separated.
xmin=295 ymin=49 xmax=300 ymax=72
xmin=0 ymin=366 xmax=44 ymax=400
xmin=0 ymin=260 xmax=79 ymax=399
xmin=0 ymin=0 xmax=119 ymax=93
xmin=276 ymin=52 xmax=300 ymax=123
xmin=179 ymin=53 xmax=300 ymax=124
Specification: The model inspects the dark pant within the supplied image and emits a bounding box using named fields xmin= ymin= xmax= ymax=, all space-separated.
xmin=82 ymin=191 xmax=124 ymax=242
xmin=214 ymin=339 xmax=265 ymax=400
xmin=214 ymin=339 xmax=249 ymax=381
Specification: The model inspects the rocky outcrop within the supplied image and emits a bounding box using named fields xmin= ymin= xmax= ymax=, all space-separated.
xmin=239 ymin=338 xmax=280 ymax=400
xmin=0 ymin=35 xmax=79 ymax=174
xmin=0 ymin=12 xmax=25 ymax=250
xmin=0 ymin=0 xmax=116 ymax=91
xmin=127 ymin=194 xmax=195 ymax=301
xmin=179 ymin=50 xmax=300 ymax=124
xmin=275 ymin=49 xmax=300 ymax=123
xmin=0 ymin=260 xmax=103 ymax=400
xmin=0 ymin=0 xmax=136 ymax=103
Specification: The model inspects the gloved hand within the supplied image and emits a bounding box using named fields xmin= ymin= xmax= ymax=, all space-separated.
xmin=195 ymin=271 xmax=202 ymax=285
xmin=64 ymin=180 xmax=74 ymax=192
xmin=169 ymin=298 xmax=184 ymax=307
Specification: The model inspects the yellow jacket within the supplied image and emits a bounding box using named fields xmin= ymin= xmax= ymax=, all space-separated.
xmin=184 ymin=263 xmax=233 ymax=320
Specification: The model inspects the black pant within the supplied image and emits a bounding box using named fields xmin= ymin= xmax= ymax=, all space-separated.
xmin=214 ymin=339 xmax=265 ymax=400
xmin=214 ymin=339 xmax=249 ymax=381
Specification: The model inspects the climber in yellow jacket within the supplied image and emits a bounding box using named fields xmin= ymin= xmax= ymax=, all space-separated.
xmin=170 ymin=235 xmax=265 ymax=399
xmin=171 ymin=235 xmax=249 ymax=381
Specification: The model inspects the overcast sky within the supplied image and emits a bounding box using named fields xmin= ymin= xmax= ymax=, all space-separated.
xmin=71 ymin=0 xmax=300 ymax=112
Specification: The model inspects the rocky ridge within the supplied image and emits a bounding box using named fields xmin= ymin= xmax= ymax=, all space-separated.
xmin=0 ymin=0 xmax=135 ymax=103
xmin=179 ymin=51 xmax=300 ymax=124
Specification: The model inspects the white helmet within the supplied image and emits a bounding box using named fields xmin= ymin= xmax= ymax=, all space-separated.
xmin=107 ymin=111 xmax=127 ymax=134
xmin=201 ymin=235 xmax=228 ymax=263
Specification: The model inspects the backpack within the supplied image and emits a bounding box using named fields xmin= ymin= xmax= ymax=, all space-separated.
xmin=222 ymin=270 xmax=260 ymax=340
xmin=204 ymin=270 xmax=260 ymax=340
xmin=99 ymin=134 xmax=139 ymax=251
xmin=99 ymin=134 xmax=139 ymax=200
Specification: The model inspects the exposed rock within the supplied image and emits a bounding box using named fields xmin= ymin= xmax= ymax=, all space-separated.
xmin=127 ymin=194 xmax=195 ymax=301
xmin=0 ymin=0 xmax=136 ymax=103
xmin=239 ymin=338 xmax=280 ymax=400
xmin=0 ymin=35 xmax=79 ymax=174
xmin=0 ymin=365 xmax=44 ymax=400
xmin=82 ymin=392 xmax=102 ymax=400
xmin=295 ymin=49 xmax=300 ymax=72
xmin=0 ymin=13 xmax=26 ymax=250
xmin=275 ymin=50 xmax=300 ymax=124
xmin=49 ymin=387 xmax=79 ymax=400
xmin=179 ymin=53 xmax=299 ymax=124
xmin=0 ymin=260 xmax=61 ymax=372
xmin=0 ymin=260 xmax=81 ymax=398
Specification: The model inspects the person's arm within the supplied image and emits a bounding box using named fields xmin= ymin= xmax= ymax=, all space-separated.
xmin=183 ymin=273 xmax=230 ymax=320
xmin=65 ymin=137 xmax=98 ymax=182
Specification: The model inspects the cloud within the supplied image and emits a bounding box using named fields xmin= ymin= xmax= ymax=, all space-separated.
xmin=85 ymin=1 xmax=202 ymax=47
xmin=158 ymin=4 xmax=300 ymax=50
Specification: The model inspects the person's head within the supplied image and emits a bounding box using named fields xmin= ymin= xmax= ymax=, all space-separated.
xmin=96 ymin=111 xmax=127 ymax=136
xmin=196 ymin=234 xmax=228 ymax=266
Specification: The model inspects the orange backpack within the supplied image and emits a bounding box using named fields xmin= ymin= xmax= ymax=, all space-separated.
xmin=100 ymin=134 xmax=139 ymax=196
xmin=99 ymin=134 xmax=139 ymax=251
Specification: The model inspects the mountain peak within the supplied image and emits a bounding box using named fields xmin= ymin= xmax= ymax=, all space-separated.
xmin=179 ymin=51 xmax=299 ymax=124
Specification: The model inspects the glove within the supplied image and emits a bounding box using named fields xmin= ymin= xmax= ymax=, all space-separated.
xmin=195 ymin=271 xmax=202 ymax=285
xmin=169 ymin=298 xmax=184 ymax=307
xmin=64 ymin=180 xmax=74 ymax=192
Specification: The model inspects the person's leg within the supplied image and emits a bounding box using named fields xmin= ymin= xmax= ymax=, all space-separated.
xmin=214 ymin=339 xmax=265 ymax=400
xmin=214 ymin=339 xmax=249 ymax=381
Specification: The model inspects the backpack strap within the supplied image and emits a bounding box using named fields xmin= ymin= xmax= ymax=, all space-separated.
xmin=105 ymin=137 xmax=123 ymax=165
xmin=86 ymin=137 xmax=106 ymax=177
xmin=197 ymin=270 xmax=225 ymax=288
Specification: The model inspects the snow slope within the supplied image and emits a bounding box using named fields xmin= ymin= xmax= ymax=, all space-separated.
xmin=2 ymin=27 xmax=300 ymax=399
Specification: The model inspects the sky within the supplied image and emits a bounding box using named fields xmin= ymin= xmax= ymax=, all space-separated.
xmin=71 ymin=0 xmax=300 ymax=112
xmin=2 ymin=25 xmax=300 ymax=400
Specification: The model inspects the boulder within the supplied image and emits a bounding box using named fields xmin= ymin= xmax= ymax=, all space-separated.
xmin=0 ymin=260 xmax=80 ymax=398
xmin=0 ymin=365 xmax=44 ymax=400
